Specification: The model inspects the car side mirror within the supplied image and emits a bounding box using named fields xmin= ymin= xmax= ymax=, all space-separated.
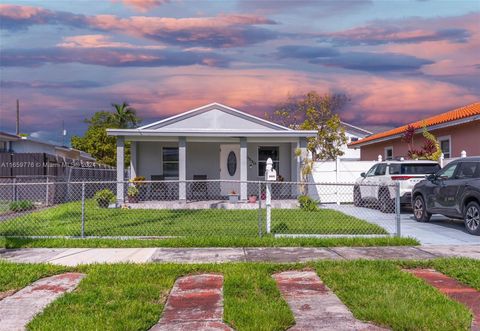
xmin=426 ymin=174 xmax=437 ymax=181
xmin=360 ymin=172 xmax=366 ymax=178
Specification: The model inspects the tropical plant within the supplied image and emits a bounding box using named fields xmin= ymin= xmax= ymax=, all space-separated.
xmin=112 ymin=102 xmax=140 ymax=129
xmin=127 ymin=186 xmax=139 ymax=197
xmin=298 ymin=195 xmax=318 ymax=211
xmin=401 ymin=123 xmax=441 ymax=160
xmin=94 ymin=189 xmax=115 ymax=208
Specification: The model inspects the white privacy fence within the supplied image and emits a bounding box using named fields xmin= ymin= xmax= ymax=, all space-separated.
xmin=309 ymin=159 xmax=377 ymax=203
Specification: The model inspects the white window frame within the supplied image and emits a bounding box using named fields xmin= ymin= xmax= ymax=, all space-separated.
xmin=384 ymin=146 xmax=393 ymax=160
xmin=438 ymin=135 xmax=451 ymax=159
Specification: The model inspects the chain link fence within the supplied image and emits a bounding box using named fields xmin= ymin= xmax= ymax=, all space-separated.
xmin=0 ymin=180 xmax=401 ymax=239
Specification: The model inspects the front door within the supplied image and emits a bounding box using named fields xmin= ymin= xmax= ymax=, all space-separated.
xmin=220 ymin=144 xmax=240 ymax=196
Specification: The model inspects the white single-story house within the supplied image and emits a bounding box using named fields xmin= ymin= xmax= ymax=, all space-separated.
xmin=107 ymin=103 xmax=317 ymax=202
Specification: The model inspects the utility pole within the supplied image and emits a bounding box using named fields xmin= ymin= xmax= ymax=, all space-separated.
xmin=16 ymin=99 xmax=20 ymax=135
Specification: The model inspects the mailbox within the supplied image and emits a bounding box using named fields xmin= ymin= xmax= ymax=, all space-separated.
xmin=264 ymin=157 xmax=277 ymax=181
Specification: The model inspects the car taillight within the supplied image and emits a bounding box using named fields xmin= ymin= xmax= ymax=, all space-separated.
xmin=391 ymin=176 xmax=414 ymax=180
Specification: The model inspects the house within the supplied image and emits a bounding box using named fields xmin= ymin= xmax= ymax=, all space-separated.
xmin=338 ymin=122 xmax=372 ymax=160
xmin=0 ymin=132 xmax=95 ymax=161
xmin=107 ymin=102 xmax=317 ymax=202
xmin=348 ymin=102 xmax=480 ymax=161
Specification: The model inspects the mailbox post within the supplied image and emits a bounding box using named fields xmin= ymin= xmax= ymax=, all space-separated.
xmin=264 ymin=158 xmax=277 ymax=234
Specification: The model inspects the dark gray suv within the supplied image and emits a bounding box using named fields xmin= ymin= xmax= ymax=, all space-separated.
xmin=411 ymin=157 xmax=480 ymax=235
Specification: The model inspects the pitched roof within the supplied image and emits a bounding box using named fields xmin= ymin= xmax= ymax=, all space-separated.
xmin=349 ymin=102 xmax=480 ymax=147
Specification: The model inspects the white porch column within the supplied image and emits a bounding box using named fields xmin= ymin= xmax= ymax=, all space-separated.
xmin=130 ymin=141 xmax=137 ymax=180
xmin=116 ymin=136 xmax=125 ymax=204
xmin=179 ymin=137 xmax=186 ymax=201
xmin=240 ymin=137 xmax=247 ymax=201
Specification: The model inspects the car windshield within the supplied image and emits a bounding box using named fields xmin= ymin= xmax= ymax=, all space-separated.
xmin=389 ymin=163 xmax=440 ymax=175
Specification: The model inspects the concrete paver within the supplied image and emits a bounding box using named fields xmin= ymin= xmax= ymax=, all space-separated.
xmin=0 ymin=248 xmax=67 ymax=263
xmin=406 ymin=268 xmax=480 ymax=330
xmin=49 ymin=248 xmax=157 ymax=266
xmin=0 ymin=273 xmax=84 ymax=331
xmin=330 ymin=246 xmax=437 ymax=260
xmin=149 ymin=273 xmax=232 ymax=331
xmin=273 ymin=270 xmax=388 ymax=330
xmin=244 ymin=247 xmax=341 ymax=262
xmin=419 ymin=245 xmax=480 ymax=259
xmin=150 ymin=248 xmax=245 ymax=264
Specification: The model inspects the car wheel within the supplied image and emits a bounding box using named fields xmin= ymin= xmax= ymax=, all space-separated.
xmin=413 ymin=195 xmax=431 ymax=222
xmin=379 ymin=189 xmax=394 ymax=213
xmin=353 ymin=186 xmax=363 ymax=207
xmin=464 ymin=201 xmax=480 ymax=235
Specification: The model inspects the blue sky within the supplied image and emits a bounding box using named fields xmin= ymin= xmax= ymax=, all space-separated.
xmin=0 ymin=0 xmax=479 ymax=144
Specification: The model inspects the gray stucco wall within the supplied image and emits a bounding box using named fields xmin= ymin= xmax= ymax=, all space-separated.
xmin=135 ymin=141 xmax=293 ymax=181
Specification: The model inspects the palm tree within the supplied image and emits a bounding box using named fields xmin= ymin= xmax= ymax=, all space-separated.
xmin=112 ymin=102 xmax=140 ymax=129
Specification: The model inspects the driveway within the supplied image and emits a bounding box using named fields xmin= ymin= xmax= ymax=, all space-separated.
xmin=323 ymin=204 xmax=480 ymax=245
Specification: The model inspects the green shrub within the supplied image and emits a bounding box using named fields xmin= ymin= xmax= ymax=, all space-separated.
xmin=9 ymin=200 xmax=35 ymax=212
xmin=127 ymin=186 xmax=139 ymax=197
xmin=298 ymin=195 xmax=318 ymax=211
xmin=94 ymin=189 xmax=115 ymax=208
xmin=271 ymin=222 xmax=289 ymax=233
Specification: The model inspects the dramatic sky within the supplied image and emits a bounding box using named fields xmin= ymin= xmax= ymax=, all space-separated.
xmin=0 ymin=0 xmax=479 ymax=144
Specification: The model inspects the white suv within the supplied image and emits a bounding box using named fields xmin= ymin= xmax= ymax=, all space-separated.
xmin=354 ymin=160 xmax=441 ymax=213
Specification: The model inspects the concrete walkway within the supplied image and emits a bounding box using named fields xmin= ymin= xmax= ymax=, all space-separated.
xmin=273 ymin=271 xmax=388 ymax=330
xmin=0 ymin=245 xmax=479 ymax=266
xmin=0 ymin=273 xmax=84 ymax=331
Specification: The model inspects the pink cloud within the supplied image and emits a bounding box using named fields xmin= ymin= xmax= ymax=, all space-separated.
xmin=57 ymin=34 xmax=165 ymax=49
xmin=118 ymin=0 xmax=170 ymax=12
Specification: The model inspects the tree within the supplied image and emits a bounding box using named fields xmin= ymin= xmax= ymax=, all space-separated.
xmin=112 ymin=102 xmax=140 ymax=129
xmin=71 ymin=103 xmax=141 ymax=166
xmin=269 ymin=91 xmax=348 ymax=160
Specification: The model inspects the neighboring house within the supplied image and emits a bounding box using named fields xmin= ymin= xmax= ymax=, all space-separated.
xmin=0 ymin=132 xmax=95 ymax=162
xmin=348 ymin=102 xmax=480 ymax=161
xmin=107 ymin=102 xmax=317 ymax=202
xmin=338 ymin=122 xmax=372 ymax=160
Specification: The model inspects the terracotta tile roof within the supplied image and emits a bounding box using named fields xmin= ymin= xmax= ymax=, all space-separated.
xmin=349 ymin=102 xmax=480 ymax=146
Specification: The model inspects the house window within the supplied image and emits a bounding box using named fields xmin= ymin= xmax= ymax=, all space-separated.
xmin=0 ymin=141 xmax=6 ymax=152
xmin=385 ymin=147 xmax=393 ymax=160
xmin=162 ymin=147 xmax=179 ymax=177
xmin=439 ymin=136 xmax=451 ymax=158
xmin=258 ymin=146 xmax=279 ymax=177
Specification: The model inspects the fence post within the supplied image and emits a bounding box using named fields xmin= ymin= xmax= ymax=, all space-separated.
xmin=258 ymin=181 xmax=262 ymax=237
xmin=13 ymin=177 xmax=18 ymax=201
xmin=266 ymin=181 xmax=271 ymax=234
xmin=45 ymin=177 xmax=49 ymax=206
xmin=335 ymin=156 xmax=340 ymax=205
xmin=81 ymin=182 xmax=85 ymax=238
xmin=395 ymin=181 xmax=401 ymax=237
xmin=440 ymin=153 xmax=444 ymax=168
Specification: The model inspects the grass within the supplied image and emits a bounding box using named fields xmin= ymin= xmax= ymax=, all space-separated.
xmin=0 ymin=200 xmax=9 ymax=215
xmin=0 ymin=236 xmax=419 ymax=249
xmin=0 ymin=259 xmax=478 ymax=330
xmin=0 ymin=200 xmax=387 ymax=237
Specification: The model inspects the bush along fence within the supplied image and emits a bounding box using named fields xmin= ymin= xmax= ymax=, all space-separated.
xmin=0 ymin=179 xmax=402 ymax=240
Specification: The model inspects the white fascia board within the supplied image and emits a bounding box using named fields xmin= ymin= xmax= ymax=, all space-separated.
xmin=349 ymin=115 xmax=480 ymax=148
xmin=107 ymin=129 xmax=317 ymax=138
xmin=137 ymin=102 xmax=292 ymax=131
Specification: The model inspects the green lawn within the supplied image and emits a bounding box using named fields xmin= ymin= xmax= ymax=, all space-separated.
xmin=0 ymin=200 xmax=387 ymax=237
xmin=1 ymin=236 xmax=418 ymax=248
xmin=0 ymin=259 xmax=478 ymax=331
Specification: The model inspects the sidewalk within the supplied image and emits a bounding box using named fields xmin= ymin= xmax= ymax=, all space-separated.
xmin=1 ymin=245 xmax=479 ymax=266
